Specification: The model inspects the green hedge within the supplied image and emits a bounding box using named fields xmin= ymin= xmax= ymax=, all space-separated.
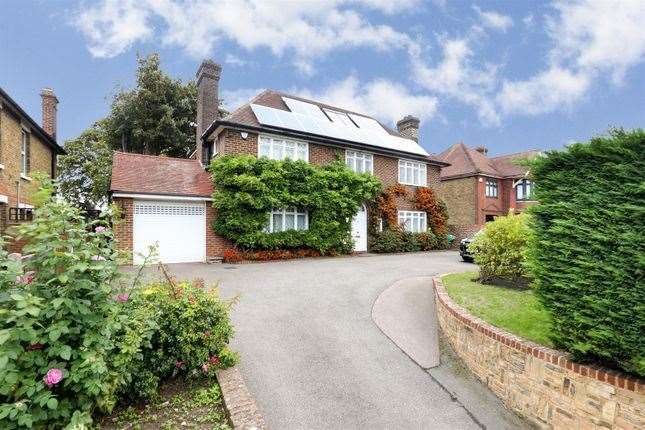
xmin=210 ymin=155 xmax=381 ymax=254
xmin=526 ymin=129 xmax=644 ymax=376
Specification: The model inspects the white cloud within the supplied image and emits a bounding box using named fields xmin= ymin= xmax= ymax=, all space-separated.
xmin=294 ymin=76 xmax=438 ymax=125
xmin=220 ymin=87 xmax=265 ymax=111
xmin=522 ymin=14 xmax=534 ymax=28
xmin=73 ymin=0 xmax=417 ymax=72
xmin=350 ymin=0 xmax=421 ymax=14
xmin=75 ymin=0 xmax=152 ymax=58
xmin=497 ymin=66 xmax=590 ymax=115
xmin=412 ymin=38 xmax=500 ymax=125
xmin=224 ymin=54 xmax=246 ymax=67
xmin=547 ymin=0 xmax=645 ymax=84
xmin=473 ymin=5 xmax=513 ymax=32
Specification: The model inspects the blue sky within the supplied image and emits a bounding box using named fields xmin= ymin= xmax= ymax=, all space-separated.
xmin=1 ymin=0 xmax=644 ymax=156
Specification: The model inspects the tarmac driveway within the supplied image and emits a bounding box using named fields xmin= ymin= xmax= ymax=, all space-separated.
xmin=155 ymin=252 xmax=526 ymax=429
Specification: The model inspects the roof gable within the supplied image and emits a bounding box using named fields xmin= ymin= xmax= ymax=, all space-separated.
xmin=439 ymin=143 xmax=539 ymax=180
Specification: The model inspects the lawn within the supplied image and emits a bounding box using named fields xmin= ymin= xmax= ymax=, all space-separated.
xmin=99 ymin=379 xmax=230 ymax=430
xmin=441 ymin=271 xmax=553 ymax=347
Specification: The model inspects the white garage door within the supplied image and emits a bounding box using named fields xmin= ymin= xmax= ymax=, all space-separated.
xmin=133 ymin=200 xmax=206 ymax=264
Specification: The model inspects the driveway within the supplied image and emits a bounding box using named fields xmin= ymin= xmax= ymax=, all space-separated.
xmin=151 ymin=252 xmax=526 ymax=429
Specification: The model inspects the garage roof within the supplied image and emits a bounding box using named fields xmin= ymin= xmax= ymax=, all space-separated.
xmin=110 ymin=152 xmax=213 ymax=197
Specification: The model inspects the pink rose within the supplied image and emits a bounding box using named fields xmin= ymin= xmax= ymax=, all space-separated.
xmin=95 ymin=226 xmax=107 ymax=233
xmin=115 ymin=293 xmax=129 ymax=303
xmin=201 ymin=363 xmax=209 ymax=373
xmin=43 ymin=368 xmax=63 ymax=387
xmin=91 ymin=255 xmax=106 ymax=261
xmin=208 ymin=355 xmax=220 ymax=365
xmin=16 ymin=271 xmax=35 ymax=285
xmin=175 ymin=360 xmax=185 ymax=368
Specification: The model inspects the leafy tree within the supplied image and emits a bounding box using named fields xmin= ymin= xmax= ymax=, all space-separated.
xmin=57 ymin=121 xmax=112 ymax=210
xmin=104 ymin=54 xmax=197 ymax=157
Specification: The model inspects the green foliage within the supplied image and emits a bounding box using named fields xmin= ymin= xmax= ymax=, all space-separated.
xmin=122 ymin=281 xmax=237 ymax=401
xmin=369 ymin=228 xmax=440 ymax=253
xmin=210 ymin=155 xmax=381 ymax=254
xmin=105 ymin=54 xmax=198 ymax=157
xmin=58 ymin=120 xmax=113 ymax=210
xmin=0 ymin=181 xmax=140 ymax=429
xmin=0 ymin=181 xmax=238 ymax=428
xmin=526 ymin=128 xmax=645 ymax=376
xmin=470 ymin=212 xmax=531 ymax=284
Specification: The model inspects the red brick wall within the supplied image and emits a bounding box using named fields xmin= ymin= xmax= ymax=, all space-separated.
xmin=113 ymin=197 xmax=133 ymax=261
xmin=206 ymin=205 xmax=233 ymax=258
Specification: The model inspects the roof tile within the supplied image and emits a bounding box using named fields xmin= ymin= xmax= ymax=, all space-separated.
xmin=110 ymin=152 xmax=212 ymax=197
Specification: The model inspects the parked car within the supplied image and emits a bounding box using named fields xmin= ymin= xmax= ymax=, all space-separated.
xmin=459 ymin=230 xmax=482 ymax=262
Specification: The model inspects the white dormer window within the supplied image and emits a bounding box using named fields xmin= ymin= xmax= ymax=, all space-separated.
xmin=258 ymin=135 xmax=308 ymax=162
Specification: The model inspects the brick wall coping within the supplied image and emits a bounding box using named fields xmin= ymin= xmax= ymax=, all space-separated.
xmin=216 ymin=365 xmax=267 ymax=429
xmin=432 ymin=276 xmax=644 ymax=394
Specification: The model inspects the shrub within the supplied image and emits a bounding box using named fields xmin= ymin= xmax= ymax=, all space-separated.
xmin=122 ymin=280 xmax=237 ymax=401
xmin=0 ymin=184 xmax=146 ymax=428
xmin=526 ymin=128 xmax=645 ymax=376
xmin=469 ymin=212 xmax=531 ymax=284
xmin=210 ymin=155 xmax=381 ymax=254
xmin=370 ymin=229 xmax=442 ymax=253
xmin=222 ymin=249 xmax=242 ymax=263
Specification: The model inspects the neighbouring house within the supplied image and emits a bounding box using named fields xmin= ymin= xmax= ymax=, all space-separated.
xmin=0 ymin=87 xmax=65 ymax=250
xmin=437 ymin=142 xmax=540 ymax=241
xmin=110 ymin=59 xmax=448 ymax=264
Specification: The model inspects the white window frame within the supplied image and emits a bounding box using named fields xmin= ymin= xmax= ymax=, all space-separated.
xmin=485 ymin=178 xmax=499 ymax=198
xmin=266 ymin=208 xmax=309 ymax=233
xmin=398 ymin=210 xmax=427 ymax=233
xmin=398 ymin=159 xmax=427 ymax=187
xmin=345 ymin=150 xmax=373 ymax=174
xmin=515 ymin=179 xmax=534 ymax=201
xmin=20 ymin=130 xmax=28 ymax=175
xmin=258 ymin=134 xmax=308 ymax=162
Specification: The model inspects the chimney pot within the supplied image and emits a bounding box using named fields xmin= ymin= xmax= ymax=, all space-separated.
xmin=475 ymin=145 xmax=488 ymax=155
xmin=396 ymin=115 xmax=420 ymax=142
xmin=40 ymin=88 xmax=58 ymax=140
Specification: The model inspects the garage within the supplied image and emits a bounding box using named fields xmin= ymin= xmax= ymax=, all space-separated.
xmin=133 ymin=200 xmax=206 ymax=264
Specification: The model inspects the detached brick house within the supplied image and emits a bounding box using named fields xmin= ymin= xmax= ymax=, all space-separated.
xmin=110 ymin=60 xmax=448 ymax=264
xmin=0 ymin=87 xmax=65 ymax=247
xmin=437 ymin=142 xmax=540 ymax=240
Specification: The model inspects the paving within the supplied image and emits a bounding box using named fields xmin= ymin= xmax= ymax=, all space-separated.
xmin=137 ymin=251 xmax=527 ymax=430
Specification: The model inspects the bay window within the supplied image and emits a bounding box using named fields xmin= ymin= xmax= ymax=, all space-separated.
xmin=258 ymin=135 xmax=308 ymax=162
xmin=485 ymin=179 xmax=498 ymax=198
xmin=398 ymin=211 xmax=427 ymax=233
xmin=345 ymin=150 xmax=373 ymax=174
xmin=266 ymin=208 xmax=309 ymax=233
xmin=516 ymin=179 xmax=534 ymax=201
xmin=398 ymin=160 xmax=426 ymax=186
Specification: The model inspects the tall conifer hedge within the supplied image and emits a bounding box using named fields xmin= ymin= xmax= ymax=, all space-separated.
xmin=527 ymin=129 xmax=644 ymax=376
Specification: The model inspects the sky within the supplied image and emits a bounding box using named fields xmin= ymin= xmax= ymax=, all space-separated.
xmin=1 ymin=0 xmax=644 ymax=157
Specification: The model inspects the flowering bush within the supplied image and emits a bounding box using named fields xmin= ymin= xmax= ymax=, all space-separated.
xmin=222 ymin=248 xmax=322 ymax=263
xmin=0 ymin=183 xmax=145 ymax=429
xmin=122 ymin=280 xmax=238 ymax=401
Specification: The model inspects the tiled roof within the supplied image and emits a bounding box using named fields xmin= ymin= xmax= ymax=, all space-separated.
xmin=110 ymin=152 xmax=212 ymax=197
xmin=438 ymin=142 xmax=539 ymax=180
xmin=216 ymin=89 xmax=446 ymax=164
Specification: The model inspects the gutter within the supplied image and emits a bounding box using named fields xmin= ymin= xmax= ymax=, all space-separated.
xmin=111 ymin=192 xmax=212 ymax=202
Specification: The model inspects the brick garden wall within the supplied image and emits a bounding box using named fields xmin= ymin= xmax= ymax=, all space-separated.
xmin=432 ymin=276 xmax=644 ymax=429
xmin=112 ymin=197 xmax=133 ymax=261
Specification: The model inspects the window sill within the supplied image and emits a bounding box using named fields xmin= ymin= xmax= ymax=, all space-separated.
xmin=20 ymin=174 xmax=32 ymax=182
xmin=398 ymin=182 xmax=427 ymax=187
xmin=516 ymin=200 xmax=537 ymax=203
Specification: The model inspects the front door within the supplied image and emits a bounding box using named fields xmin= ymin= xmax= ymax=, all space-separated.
xmin=351 ymin=205 xmax=368 ymax=252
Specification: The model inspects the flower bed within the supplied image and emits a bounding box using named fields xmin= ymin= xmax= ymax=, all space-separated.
xmin=222 ymin=248 xmax=322 ymax=263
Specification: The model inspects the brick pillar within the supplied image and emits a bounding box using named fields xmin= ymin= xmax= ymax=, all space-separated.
xmin=196 ymin=60 xmax=222 ymax=163
xmin=40 ymin=88 xmax=58 ymax=140
xmin=396 ymin=115 xmax=420 ymax=142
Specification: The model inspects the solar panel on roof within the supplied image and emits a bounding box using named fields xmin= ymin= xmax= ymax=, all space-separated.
xmin=349 ymin=114 xmax=388 ymax=136
xmin=249 ymin=104 xmax=429 ymax=157
xmin=282 ymin=97 xmax=328 ymax=120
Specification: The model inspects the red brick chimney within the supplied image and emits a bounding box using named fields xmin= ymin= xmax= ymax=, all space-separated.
xmin=396 ymin=115 xmax=420 ymax=142
xmin=40 ymin=88 xmax=58 ymax=140
xmin=195 ymin=60 xmax=222 ymax=163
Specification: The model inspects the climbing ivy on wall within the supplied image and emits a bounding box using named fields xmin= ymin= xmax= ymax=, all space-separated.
xmin=209 ymin=155 xmax=381 ymax=254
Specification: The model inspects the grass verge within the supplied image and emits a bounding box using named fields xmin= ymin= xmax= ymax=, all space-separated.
xmin=441 ymin=271 xmax=553 ymax=347
xmin=99 ymin=378 xmax=230 ymax=430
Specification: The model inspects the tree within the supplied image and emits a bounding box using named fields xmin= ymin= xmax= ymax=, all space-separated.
xmin=57 ymin=121 xmax=112 ymax=210
xmin=104 ymin=54 xmax=198 ymax=157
